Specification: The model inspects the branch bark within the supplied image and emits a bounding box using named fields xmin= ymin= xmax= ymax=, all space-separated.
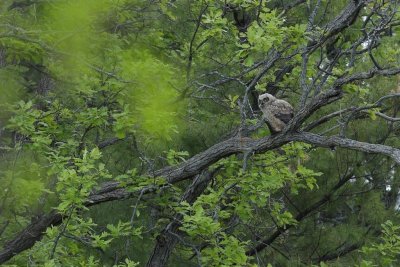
xmin=146 ymin=170 xmax=216 ymax=267
xmin=0 ymin=212 xmax=62 ymax=263
xmin=292 ymin=132 xmax=400 ymax=164
xmin=2 ymin=127 xmax=400 ymax=264
xmin=1 ymin=2 xmax=398 ymax=263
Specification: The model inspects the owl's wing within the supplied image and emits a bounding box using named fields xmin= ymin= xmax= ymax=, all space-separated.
xmin=270 ymin=100 xmax=294 ymax=124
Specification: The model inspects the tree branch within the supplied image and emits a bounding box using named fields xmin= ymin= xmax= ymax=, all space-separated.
xmin=146 ymin=169 xmax=216 ymax=267
xmin=246 ymin=171 xmax=355 ymax=256
xmin=0 ymin=212 xmax=63 ymax=263
xmin=292 ymin=132 xmax=400 ymax=164
xmin=3 ymin=127 xmax=400 ymax=264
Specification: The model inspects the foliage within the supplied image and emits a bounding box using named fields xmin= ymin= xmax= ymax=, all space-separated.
xmin=0 ymin=0 xmax=400 ymax=266
xmin=359 ymin=221 xmax=400 ymax=267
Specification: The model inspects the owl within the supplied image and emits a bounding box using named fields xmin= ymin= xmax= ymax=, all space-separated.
xmin=258 ymin=93 xmax=294 ymax=134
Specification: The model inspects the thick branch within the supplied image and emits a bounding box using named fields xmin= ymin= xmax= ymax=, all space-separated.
xmin=0 ymin=212 xmax=62 ymax=263
xmin=0 ymin=134 xmax=286 ymax=264
xmin=1 ymin=68 xmax=400 ymax=263
xmin=323 ymin=0 xmax=365 ymax=38
xmin=3 ymin=127 xmax=400 ymax=264
xmin=292 ymin=132 xmax=400 ymax=164
xmin=1 ymin=80 xmax=399 ymax=264
xmin=146 ymin=170 xmax=215 ymax=267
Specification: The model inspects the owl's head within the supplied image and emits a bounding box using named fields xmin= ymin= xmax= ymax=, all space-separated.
xmin=258 ymin=93 xmax=275 ymax=108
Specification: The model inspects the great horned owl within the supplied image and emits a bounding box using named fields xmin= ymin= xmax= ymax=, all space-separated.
xmin=258 ymin=93 xmax=294 ymax=134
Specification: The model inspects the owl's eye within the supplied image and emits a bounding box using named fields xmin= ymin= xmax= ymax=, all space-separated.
xmin=264 ymin=97 xmax=269 ymax=102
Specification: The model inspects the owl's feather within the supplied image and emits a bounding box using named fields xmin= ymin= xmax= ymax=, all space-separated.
xmin=258 ymin=93 xmax=294 ymax=133
xmin=270 ymin=99 xmax=294 ymax=124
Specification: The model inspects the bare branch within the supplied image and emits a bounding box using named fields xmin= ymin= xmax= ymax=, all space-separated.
xmin=334 ymin=68 xmax=400 ymax=87
xmin=361 ymin=111 xmax=400 ymax=122
xmin=246 ymin=172 xmax=355 ymax=256
xmin=303 ymin=107 xmax=357 ymax=131
xmin=292 ymin=132 xmax=400 ymax=164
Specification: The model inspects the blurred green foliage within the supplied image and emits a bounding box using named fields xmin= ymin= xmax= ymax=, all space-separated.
xmin=0 ymin=0 xmax=400 ymax=266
